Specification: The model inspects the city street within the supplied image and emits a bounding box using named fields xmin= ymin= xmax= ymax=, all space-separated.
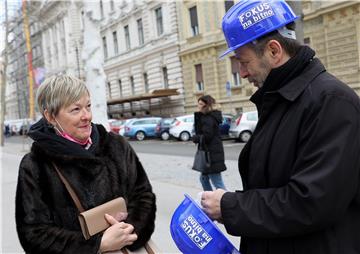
xmin=1 ymin=135 xmax=244 ymax=254
xmin=1 ymin=0 xmax=359 ymax=252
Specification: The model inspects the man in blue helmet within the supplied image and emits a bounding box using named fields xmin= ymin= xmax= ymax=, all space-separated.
xmin=200 ymin=0 xmax=360 ymax=253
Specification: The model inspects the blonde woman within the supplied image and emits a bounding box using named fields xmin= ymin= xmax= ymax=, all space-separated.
xmin=15 ymin=75 xmax=156 ymax=253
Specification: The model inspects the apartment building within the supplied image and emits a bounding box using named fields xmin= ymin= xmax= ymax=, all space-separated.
xmin=38 ymin=1 xmax=84 ymax=78
xmin=177 ymin=0 xmax=257 ymax=115
xmin=302 ymin=1 xmax=360 ymax=94
xmin=101 ymin=0 xmax=185 ymax=118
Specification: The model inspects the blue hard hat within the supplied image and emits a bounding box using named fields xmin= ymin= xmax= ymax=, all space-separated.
xmin=170 ymin=194 xmax=240 ymax=254
xmin=220 ymin=0 xmax=298 ymax=58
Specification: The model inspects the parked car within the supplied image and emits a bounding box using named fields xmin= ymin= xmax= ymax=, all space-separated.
xmin=169 ymin=113 xmax=234 ymax=141
xmin=118 ymin=118 xmax=137 ymax=136
xmin=123 ymin=117 xmax=162 ymax=141
xmin=229 ymin=111 xmax=258 ymax=142
xmin=169 ymin=114 xmax=194 ymax=141
xmin=155 ymin=118 xmax=174 ymax=140
xmin=108 ymin=119 xmax=124 ymax=134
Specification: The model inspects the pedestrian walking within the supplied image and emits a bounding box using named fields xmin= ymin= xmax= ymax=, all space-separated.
xmin=15 ymin=75 xmax=156 ymax=253
xmin=192 ymin=95 xmax=227 ymax=191
xmin=4 ymin=124 xmax=10 ymax=137
xmin=201 ymin=0 xmax=360 ymax=254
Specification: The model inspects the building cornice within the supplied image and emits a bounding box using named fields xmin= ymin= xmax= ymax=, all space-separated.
xmin=178 ymin=39 xmax=226 ymax=57
xmin=100 ymin=2 xmax=145 ymax=30
xmin=303 ymin=1 xmax=358 ymax=20
xmin=39 ymin=1 xmax=62 ymax=16
xmin=39 ymin=2 xmax=68 ymax=28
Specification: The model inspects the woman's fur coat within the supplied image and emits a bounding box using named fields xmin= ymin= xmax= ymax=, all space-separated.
xmin=15 ymin=119 xmax=156 ymax=254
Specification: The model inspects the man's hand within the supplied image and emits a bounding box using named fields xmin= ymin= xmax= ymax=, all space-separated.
xmin=201 ymin=189 xmax=226 ymax=221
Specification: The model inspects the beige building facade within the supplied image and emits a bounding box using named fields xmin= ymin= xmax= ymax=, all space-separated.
xmin=302 ymin=1 xmax=360 ymax=94
xmin=177 ymin=0 xmax=256 ymax=116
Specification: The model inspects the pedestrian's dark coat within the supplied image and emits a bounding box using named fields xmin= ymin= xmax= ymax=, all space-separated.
xmin=221 ymin=54 xmax=360 ymax=253
xmin=15 ymin=120 xmax=156 ymax=254
xmin=193 ymin=110 xmax=227 ymax=173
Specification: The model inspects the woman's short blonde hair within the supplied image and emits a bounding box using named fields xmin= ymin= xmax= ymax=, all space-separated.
xmin=36 ymin=75 xmax=89 ymax=117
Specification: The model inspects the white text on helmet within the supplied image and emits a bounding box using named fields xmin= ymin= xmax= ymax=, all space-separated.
xmin=238 ymin=2 xmax=274 ymax=30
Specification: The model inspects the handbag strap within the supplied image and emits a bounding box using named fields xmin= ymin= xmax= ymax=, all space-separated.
xmin=52 ymin=162 xmax=85 ymax=212
xmin=198 ymin=135 xmax=208 ymax=151
xmin=52 ymin=163 xmax=155 ymax=254
xmin=144 ymin=243 xmax=155 ymax=254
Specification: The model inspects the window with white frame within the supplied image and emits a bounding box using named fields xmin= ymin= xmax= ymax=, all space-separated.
xmin=110 ymin=0 xmax=115 ymax=11
xmin=100 ymin=0 xmax=104 ymax=19
xmin=124 ymin=25 xmax=130 ymax=50
xmin=155 ymin=7 xmax=163 ymax=36
xmin=47 ymin=46 xmax=52 ymax=65
xmin=162 ymin=67 xmax=168 ymax=88
xmin=189 ymin=6 xmax=199 ymax=36
xmin=80 ymin=11 xmax=84 ymax=30
xmin=195 ymin=64 xmax=204 ymax=91
xmin=102 ymin=36 xmax=108 ymax=58
xmin=130 ymin=76 xmax=135 ymax=95
xmin=61 ymin=38 xmax=66 ymax=57
xmin=107 ymin=82 xmax=112 ymax=98
xmin=231 ymin=56 xmax=241 ymax=86
xmin=118 ymin=79 xmax=123 ymax=97
xmin=54 ymin=42 xmax=58 ymax=64
xmin=137 ymin=18 xmax=144 ymax=45
xmin=143 ymin=73 xmax=149 ymax=93
xmin=113 ymin=31 xmax=118 ymax=55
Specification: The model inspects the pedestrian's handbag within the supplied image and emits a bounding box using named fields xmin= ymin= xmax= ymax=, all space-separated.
xmin=192 ymin=135 xmax=211 ymax=172
xmin=52 ymin=163 xmax=160 ymax=254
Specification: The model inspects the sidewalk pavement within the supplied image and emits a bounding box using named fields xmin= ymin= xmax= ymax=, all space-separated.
xmin=1 ymin=140 xmax=242 ymax=254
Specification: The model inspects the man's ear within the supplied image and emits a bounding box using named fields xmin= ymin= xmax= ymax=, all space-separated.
xmin=44 ymin=109 xmax=56 ymax=126
xmin=265 ymin=40 xmax=289 ymax=67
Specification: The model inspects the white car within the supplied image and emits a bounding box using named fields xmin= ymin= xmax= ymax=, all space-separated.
xmin=118 ymin=118 xmax=137 ymax=136
xmin=229 ymin=111 xmax=258 ymax=142
xmin=169 ymin=114 xmax=194 ymax=141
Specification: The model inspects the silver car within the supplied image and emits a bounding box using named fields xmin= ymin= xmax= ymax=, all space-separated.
xmin=229 ymin=111 xmax=258 ymax=142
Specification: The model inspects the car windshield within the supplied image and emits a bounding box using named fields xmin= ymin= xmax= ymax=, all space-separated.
xmin=111 ymin=120 xmax=124 ymax=126
xmin=163 ymin=118 xmax=174 ymax=125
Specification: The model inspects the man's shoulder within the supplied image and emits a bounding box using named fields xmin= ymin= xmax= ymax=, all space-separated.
xmin=304 ymin=70 xmax=360 ymax=113
xmin=312 ymin=71 xmax=359 ymax=103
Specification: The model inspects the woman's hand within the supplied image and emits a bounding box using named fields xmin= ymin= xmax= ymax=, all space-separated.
xmin=99 ymin=213 xmax=138 ymax=253
xmin=192 ymin=135 xmax=200 ymax=143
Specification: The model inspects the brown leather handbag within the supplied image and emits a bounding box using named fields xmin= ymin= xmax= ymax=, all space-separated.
xmin=52 ymin=163 xmax=160 ymax=254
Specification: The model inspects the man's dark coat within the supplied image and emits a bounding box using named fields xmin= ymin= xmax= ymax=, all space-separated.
xmin=221 ymin=58 xmax=360 ymax=254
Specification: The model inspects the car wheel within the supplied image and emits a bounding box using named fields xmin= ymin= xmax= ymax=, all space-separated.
xmin=161 ymin=131 xmax=170 ymax=141
xmin=135 ymin=131 xmax=145 ymax=141
xmin=179 ymin=131 xmax=190 ymax=141
xmin=239 ymin=131 xmax=252 ymax=143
